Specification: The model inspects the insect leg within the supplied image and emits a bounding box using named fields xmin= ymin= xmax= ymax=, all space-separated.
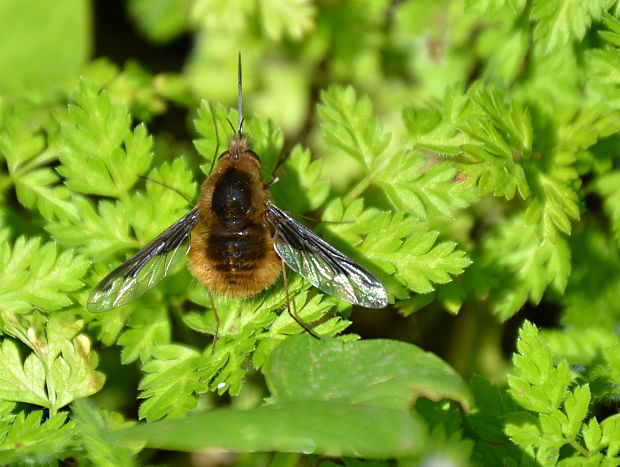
xmin=206 ymin=288 xmax=220 ymax=354
xmin=281 ymin=257 xmax=320 ymax=339
xmin=264 ymin=176 xmax=280 ymax=188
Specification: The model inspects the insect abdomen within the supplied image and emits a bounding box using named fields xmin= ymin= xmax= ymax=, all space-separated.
xmin=208 ymin=224 xmax=267 ymax=270
xmin=189 ymin=222 xmax=281 ymax=298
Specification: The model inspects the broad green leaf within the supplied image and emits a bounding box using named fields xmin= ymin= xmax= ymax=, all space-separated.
xmin=0 ymin=0 xmax=89 ymax=96
xmin=265 ymin=335 xmax=473 ymax=411
xmin=117 ymin=401 xmax=426 ymax=458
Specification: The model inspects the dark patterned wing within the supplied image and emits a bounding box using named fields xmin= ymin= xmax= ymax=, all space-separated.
xmin=87 ymin=208 xmax=200 ymax=312
xmin=265 ymin=203 xmax=388 ymax=308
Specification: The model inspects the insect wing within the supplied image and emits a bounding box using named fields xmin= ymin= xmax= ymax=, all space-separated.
xmin=266 ymin=203 xmax=388 ymax=308
xmin=87 ymin=208 xmax=200 ymax=312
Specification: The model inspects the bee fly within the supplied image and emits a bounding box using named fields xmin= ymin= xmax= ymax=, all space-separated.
xmin=87 ymin=55 xmax=388 ymax=334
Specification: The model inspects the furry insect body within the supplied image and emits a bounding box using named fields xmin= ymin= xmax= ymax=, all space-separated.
xmin=86 ymin=56 xmax=388 ymax=316
xmin=188 ymin=135 xmax=281 ymax=298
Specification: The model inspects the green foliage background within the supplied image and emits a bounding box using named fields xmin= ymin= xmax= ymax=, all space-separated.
xmin=0 ymin=0 xmax=619 ymax=465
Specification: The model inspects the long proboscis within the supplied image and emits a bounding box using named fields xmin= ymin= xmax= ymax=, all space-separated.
xmin=237 ymin=52 xmax=243 ymax=135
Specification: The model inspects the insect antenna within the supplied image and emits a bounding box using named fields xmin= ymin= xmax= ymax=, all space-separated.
xmin=138 ymin=175 xmax=193 ymax=205
xmin=207 ymin=101 xmax=220 ymax=175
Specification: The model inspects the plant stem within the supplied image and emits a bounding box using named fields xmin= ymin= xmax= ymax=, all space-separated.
xmin=344 ymin=175 xmax=372 ymax=205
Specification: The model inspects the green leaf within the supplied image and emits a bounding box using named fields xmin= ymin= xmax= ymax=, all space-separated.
xmin=49 ymin=156 xmax=195 ymax=268
xmin=259 ymin=0 xmax=315 ymax=40
xmin=59 ymin=79 xmax=152 ymax=198
xmin=582 ymin=418 xmax=603 ymax=454
xmin=468 ymin=83 xmax=533 ymax=154
xmin=504 ymin=412 xmax=541 ymax=447
xmin=246 ymin=113 xmax=285 ymax=180
xmin=0 ymin=114 xmax=78 ymax=220
xmin=601 ymin=414 xmax=620 ymax=457
xmin=191 ymin=0 xmax=255 ymax=34
xmin=47 ymin=197 xmax=136 ymax=260
xmin=138 ymin=344 xmax=208 ymax=421
xmin=483 ymin=211 xmax=572 ymax=320
xmin=71 ymin=400 xmax=136 ymax=466
xmin=594 ymin=171 xmax=620 ymax=247
xmin=560 ymin=226 xmax=620 ymax=328
xmin=0 ymin=0 xmax=89 ymax=96
xmin=128 ymin=157 xmax=196 ymax=243
xmin=0 ymin=235 xmax=90 ymax=313
xmin=318 ymin=86 xmax=391 ymax=171
xmin=48 ymin=335 xmax=106 ymax=410
xmin=562 ymin=385 xmax=590 ymax=440
xmin=194 ymin=101 xmax=238 ymax=171
xmin=374 ymin=150 xmax=478 ymax=220
xmin=507 ymin=321 xmax=571 ymax=413
xmin=0 ymin=340 xmax=48 ymax=407
xmin=265 ymin=335 xmax=473 ymax=411
xmin=465 ymin=0 xmax=526 ymax=16
xmin=193 ymin=101 xmax=283 ymax=180
xmin=188 ymin=286 xmax=348 ymax=393
xmin=527 ymin=150 xmax=580 ymax=236
xmin=0 ymin=313 xmax=104 ymax=412
xmin=117 ymin=401 xmax=426 ymax=458
xmin=323 ymin=199 xmax=471 ymax=296
xmin=0 ymin=411 xmax=75 ymax=465
xmin=127 ymin=0 xmax=189 ymax=43
xmin=531 ymin=0 xmax=613 ymax=55
xmin=191 ymin=0 xmax=313 ymax=40
xmin=457 ymin=85 xmax=532 ymax=200
xmin=405 ymin=84 xmax=472 ymax=155
xmin=117 ymin=303 xmax=171 ymax=364
xmin=270 ymin=145 xmax=330 ymax=213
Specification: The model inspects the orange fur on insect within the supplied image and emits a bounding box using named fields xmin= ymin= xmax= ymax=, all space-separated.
xmin=188 ymin=135 xmax=281 ymax=298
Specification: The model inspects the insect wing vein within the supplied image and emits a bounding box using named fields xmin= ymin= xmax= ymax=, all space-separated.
xmin=266 ymin=203 xmax=388 ymax=308
xmin=87 ymin=208 xmax=200 ymax=312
